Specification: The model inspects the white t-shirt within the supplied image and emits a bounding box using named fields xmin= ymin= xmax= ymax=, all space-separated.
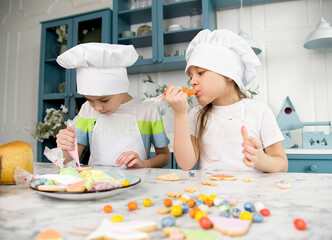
xmin=189 ymin=99 xmax=284 ymax=170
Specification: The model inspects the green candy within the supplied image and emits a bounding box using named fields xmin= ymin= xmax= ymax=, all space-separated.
xmin=44 ymin=180 xmax=56 ymax=185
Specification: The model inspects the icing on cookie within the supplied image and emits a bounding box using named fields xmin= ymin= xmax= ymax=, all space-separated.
xmin=210 ymin=216 xmax=251 ymax=237
xmin=98 ymin=218 xmax=157 ymax=232
xmin=181 ymin=229 xmax=219 ymax=240
xmin=274 ymin=179 xmax=292 ymax=189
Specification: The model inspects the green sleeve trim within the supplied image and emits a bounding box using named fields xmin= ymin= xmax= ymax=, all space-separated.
xmin=137 ymin=119 xmax=165 ymax=135
xmin=76 ymin=116 xmax=97 ymax=132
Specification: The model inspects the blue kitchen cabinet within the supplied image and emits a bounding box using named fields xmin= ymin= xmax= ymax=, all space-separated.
xmin=287 ymin=153 xmax=332 ymax=173
xmin=112 ymin=0 xmax=217 ymax=74
xmin=37 ymin=9 xmax=112 ymax=162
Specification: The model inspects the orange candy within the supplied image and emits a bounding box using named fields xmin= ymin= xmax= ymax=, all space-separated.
xmin=103 ymin=205 xmax=113 ymax=213
xmin=187 ymin=199 xmax=196 ymax=208
xmin=189 ymin=207 xmax=200 ymax=218
xmin=164 ymin=198 xmax=172 ymax=207
xmin=204 ymin=199 xmax=213 ymax=207
xmin=128 ymin=201 xmax=138 ymax=210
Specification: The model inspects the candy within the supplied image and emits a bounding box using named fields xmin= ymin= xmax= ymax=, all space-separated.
xmin=189 ymin=207 xmax=199 ymax=218
xmin=213 ymin=197 xmax=223 ymax=206
xmin=222 ymin=200 xmax=231 ymax=206
xmin=239 ymin=211 xmax=253 ymax=221
xmin=195 ymin=210 xmax=207 ymax=222
xmin=189 ymin=171 xmax=195 ymax=177
xmin=164 ymin=198 xmax=172 ymax=207
xmin=198 ymin=204 xmax=209 ymax=213
xmin=244 ymin=202 xmax=255 ymax=212
xmin=121 ymin=179 xmax=130 ymax=187
xmin=196 ymin=200 xmax=204 ymax=206
xmin=128 ymin=201 xmax=138 ymax=210
xmin=161 ymin=217 xmax=176 ymax=228
xmin=208 ymin=194 xmax=217 ymax=202
xmin=204 ymin=199 xmax=213 ymax=207
xmin=231 ymin=208 xmax=242 ymax=218
xmin=219 ymin=205 xmax=230 ymax=212
xmin=171 ymin=205 xmax=183 ymax=217
xmin=187 ymin=199 xmax=196 ymax=208
xmin=252 ymin=213 xmax=264 ymax=223
xmin=199 ymin=217 xmax=212 ymax=229
xmin=294 ymin=218 xmax=306 ymax=230
xmin=254 ymin=202 xmax=265 ymax=212
xmin=111 ymin=215 xmax=123 ymax=222
xmin=219 ymin=211 xmax=230 ymax=218
xmin=198 ymin=194 xmax=208 ymax=201
xmin=180 ymin=203 xmax=189 ymax=214
xmin=103 ymin=205 xmax=113 ymax=213
xmin=179 ymin=198 xmax=187 ymax=203
xmin=142 ymin=198 xmax=152 ymax=207
xmin=259 ymin=208 xmax=271 ymax=217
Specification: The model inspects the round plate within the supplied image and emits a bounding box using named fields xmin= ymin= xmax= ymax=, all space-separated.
xmin=30 ymin=173 xmax=141 ymax=201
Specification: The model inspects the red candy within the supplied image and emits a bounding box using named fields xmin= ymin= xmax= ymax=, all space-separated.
xmin=260 ymin=208 xmax=271 ymax=216
xmin=294 ymin=218 xmax=306 ymax=230
xmin=199 ymin=217 xmax=212 ymax=229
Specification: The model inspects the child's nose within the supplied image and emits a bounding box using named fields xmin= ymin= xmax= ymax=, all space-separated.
xmin=190 ymin=77 xmax=198 ymax=86
xmin=94 ymin=104 xmax=102 ymax=111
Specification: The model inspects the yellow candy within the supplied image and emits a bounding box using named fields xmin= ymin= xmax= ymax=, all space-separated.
xmin=171 ymin=205 xmax=183 ymax=217
xmin=121 ymin=179 xmax=130 ymax=187
xmin=111 ymin=215 xmax=123 ymax=223
xmin=179 ymin=198 xmax=187 ymax=203
xmin=198 ymin=194 xmax=208 ymax=201
xmin=208 ymin=194 xmax=217 ymax=202
xmin=142 ymin=198 xmax=152 ymax=207
xmin=195 ymin=210 xmax=207 ymax=222
xmin=240 ymin=211 xmax=253 ymax=221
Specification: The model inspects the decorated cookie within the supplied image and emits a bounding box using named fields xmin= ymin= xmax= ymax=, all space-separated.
xmin=181 ymin=229 xmax=219 ymax=240
xmin=93 ymin=218 xmax=157 ymax=233
xmin=37 ymin=185 xmax=67 ymax=192
xmin=36 ymin=229 xmax=63 ymax=240
xmin=210 ymin=216 xmax=252 ymax=237
xmin=66 ymin=180 xmax=86 ymax=192
xmin=201 ymin=180 xmax=218 ymax=186
xmin=184 ymin=187 xmax=198 ymax=193
xmin=86 ymin=229 xmax=148 ymax=240
xmin=157 ymin=173 xmax=180 ymax=181
xmin=243 ymin=178 xmax=255 ymax=182
xmin=167 ymin=192 xmax=182 ymax=198
xmin=274 ymin=179 xmax=292 ymax=189
xmin=170 ymin=232 xmax=186 ymax=240
xmin=209 ymin=174 xmax=237 ymax=181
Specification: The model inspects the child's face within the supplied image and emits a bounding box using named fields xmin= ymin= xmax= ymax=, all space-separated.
xmin=188 ymin=66 xmax=238 ymax=106
xmin=84 ymin=93 xmax=128 ymax=115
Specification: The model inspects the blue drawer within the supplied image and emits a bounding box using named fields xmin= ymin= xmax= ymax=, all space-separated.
xmin=287 ymin=154 xmax=332 ymax=173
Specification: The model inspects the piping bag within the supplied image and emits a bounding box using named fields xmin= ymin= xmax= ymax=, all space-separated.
xmin=64 ymin=116 xmax=81 ymax=169
xmin=143 ymin=87 xmax=197 ymax=104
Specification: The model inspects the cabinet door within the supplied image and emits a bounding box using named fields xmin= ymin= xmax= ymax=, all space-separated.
xmin=70 ymin=10 xmax=112 ymax=118
xmin=38 ymin=19 xmax=73 ymax=162
xmin=113 ymin=0 xmax=156 ymax=70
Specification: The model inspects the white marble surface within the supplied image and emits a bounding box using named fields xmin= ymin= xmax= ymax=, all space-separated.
xmin=1 ymin=163 xmax=332 ymax=240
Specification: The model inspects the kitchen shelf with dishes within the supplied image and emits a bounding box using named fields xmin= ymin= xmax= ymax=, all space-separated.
xmin=37 ymin=8 xmax=112 ymax=162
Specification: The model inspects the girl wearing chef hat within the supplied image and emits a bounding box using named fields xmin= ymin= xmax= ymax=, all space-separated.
xmin=165 ymin=29 xmax=288 ymax=172
xmin=56 ymin=43 xmax=170 ymax=168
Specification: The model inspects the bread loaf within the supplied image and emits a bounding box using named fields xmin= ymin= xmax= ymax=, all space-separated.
xmin=0 ymin=141 xmax=33 ymax=184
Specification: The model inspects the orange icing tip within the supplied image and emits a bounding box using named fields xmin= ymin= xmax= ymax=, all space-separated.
xmin=36 ymin=229 xmax=63 ymax=240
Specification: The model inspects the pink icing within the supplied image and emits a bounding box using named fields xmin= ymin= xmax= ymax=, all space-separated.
xmin=210 ymin=217 xmax=251 ymax=236
xmin=67 ymin=138 xmax=80 ymax=168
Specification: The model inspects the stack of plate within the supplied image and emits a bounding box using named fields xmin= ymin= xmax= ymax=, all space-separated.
xmin=167 ymin=24 xmax=183 ymax=31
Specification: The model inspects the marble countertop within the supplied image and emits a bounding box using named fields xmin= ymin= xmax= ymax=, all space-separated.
xmin=1 ymin=163 xmax=332 ymax=240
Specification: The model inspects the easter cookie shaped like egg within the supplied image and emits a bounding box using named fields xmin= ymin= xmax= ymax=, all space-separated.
xmin=56 ymin=43 xmax=170 ymax=168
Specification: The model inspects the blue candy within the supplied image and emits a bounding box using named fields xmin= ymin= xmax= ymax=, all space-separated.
xmin=222 ymin=200 xmax=231 ymax=206
xmin=244 ymin=202 xmax=255 ymax=212
xmin=196 ymin=200 xmax=204 ymax=206
xmin=252 ymin=213 xmax=264 ymax=223
xmin=219 ymin=211 xmax=230 ymax=218
xmin=231 ymin=208 xmax=242 ymax=218
xmin=180 ymin=203 xmax=190 ymax=214
xmin=189 ymin=171 xmax=195 ymax=177
xmin=161 ymin=217 xmax=176 ymax=228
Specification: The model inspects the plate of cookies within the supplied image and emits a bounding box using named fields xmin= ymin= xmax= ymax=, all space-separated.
xmin=30 ymin=170 xmax=141 ymax=201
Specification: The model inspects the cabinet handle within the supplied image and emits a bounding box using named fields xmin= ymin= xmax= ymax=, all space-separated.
xmin=310 ymin=164 xmax=318 ymax=172
xmin=69 ymin=93 xmax=73 ymax=97
xmin=153 ymin=58 xmax=158 ymax=63
xmin=157 ymin=58 xmax=163 ymax=63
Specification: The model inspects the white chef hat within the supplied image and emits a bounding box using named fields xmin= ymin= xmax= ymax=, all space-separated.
xmin=185 ymin=29 xmax=261 ymax=90
xmin=56 ymin=43 xmax=138 ymax=96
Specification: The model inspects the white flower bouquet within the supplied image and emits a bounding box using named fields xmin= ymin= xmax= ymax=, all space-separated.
xmin=32 ymin=105 xmax=68 ymax=142
xmin=55 ymin=25 xmax=67 ymax=45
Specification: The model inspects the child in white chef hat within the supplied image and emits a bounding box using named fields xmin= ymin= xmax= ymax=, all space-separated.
xmin=165 ymin=29 xmax=287 ymax=172
xmin=56 ymin=43 xmax=170 ymax=168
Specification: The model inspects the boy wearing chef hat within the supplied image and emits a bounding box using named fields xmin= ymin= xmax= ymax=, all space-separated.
xmin=56 ymin=43 xmax=170 ymax=168
xmin=165 ymin=29 xmax=288 ymax=172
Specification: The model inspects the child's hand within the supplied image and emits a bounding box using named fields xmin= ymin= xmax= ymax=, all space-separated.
xmin=116 ymin=151 xmax=144 ymax=168
xmin=56 ymin=126 xmax=76 ymax=151
xmin=164 ymin=85 xmax=189 ymax=114
xmin=241 ymin=126 xmax=264 ymax=168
